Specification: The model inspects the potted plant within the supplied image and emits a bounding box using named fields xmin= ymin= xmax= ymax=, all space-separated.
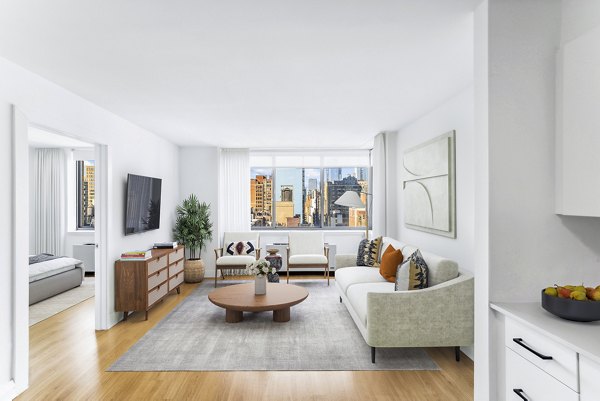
xmin=173 ymin=194 xmax=213 ymax=283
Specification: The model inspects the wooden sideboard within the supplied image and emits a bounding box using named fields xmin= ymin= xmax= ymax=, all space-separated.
xmin=115 ymin=245 xmax=185 ymax=321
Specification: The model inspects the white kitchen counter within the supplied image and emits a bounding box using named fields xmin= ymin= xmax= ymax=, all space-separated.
xmin=491 ymin=302 xmax=600 ymax=365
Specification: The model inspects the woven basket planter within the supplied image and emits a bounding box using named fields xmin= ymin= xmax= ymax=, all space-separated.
xmin=184 ymin=258 xmax=205 ymax=283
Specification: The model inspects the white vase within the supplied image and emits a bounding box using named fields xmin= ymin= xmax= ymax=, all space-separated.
xmin=255 ymin=275 xmax=267 ymax=295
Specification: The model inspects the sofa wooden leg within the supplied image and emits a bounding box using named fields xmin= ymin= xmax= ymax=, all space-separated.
xmin=371 ymin=347 xmax=376 ymax=364
xmin=455 ymin=346 xmax=460 ymax=362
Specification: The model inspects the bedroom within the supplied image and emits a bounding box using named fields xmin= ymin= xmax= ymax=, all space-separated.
xmin=27 ymin=127 xmax=98 ymax=325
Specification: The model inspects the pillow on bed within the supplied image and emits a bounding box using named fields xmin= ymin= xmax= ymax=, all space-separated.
xmin=29 ymin=253 xmax=60 ymax=265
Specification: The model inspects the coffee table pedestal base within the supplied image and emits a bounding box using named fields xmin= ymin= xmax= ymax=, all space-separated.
xmin=224 ymin=307 xmax=291 ymax=323
xmin=226 ymin=309 xmax=243 ymax=323
xmin=273 ymin=307 xmax=290 ymax=322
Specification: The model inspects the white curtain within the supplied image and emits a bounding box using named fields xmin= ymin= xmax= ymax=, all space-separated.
xmin=218 ymin=148 xmax=250 ymax=275
xmin=372 ymin=132 xmax=387 ymax=238
xmin=33 ymin=148 xmax=66 ymax=255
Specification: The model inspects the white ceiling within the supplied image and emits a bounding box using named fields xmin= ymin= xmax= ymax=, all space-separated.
xmin=0 ymin=0 xmax=475 ymax=149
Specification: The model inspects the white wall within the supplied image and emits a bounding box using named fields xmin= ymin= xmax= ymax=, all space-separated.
xmin=0 ymin=56 xmax=180 ymax=399
xmin=487 ymin=0 xmax=600 ymax=304
xmin=391 ymin=87 xmax=475 ymax=274
xmin=178 ymin=147 xmax=220 ymax=277
xmin=479 ymin=1 xmax=600 ymax=399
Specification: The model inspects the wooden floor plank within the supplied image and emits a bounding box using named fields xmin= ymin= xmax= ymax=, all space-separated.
xmin=18 ymin=278 xmax=473 ymax=401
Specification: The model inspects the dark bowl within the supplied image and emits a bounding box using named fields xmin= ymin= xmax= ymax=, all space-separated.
xmin=541 ymin=290 xmax=600 ymax=322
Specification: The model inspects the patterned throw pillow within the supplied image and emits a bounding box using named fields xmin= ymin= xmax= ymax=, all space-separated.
xmin=356 ymin=239 xmax=368 ymax=266
xmin=363 ymin=236 xmax=383 ymax=267
xmin=395 ymin=249 xmax=429 ymax=291
xmin=226 ymin=241 xmax=256 ymax=256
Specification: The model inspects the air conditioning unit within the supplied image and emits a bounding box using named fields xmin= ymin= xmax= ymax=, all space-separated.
xmin=73 ymin=243 xmax=96 ymax=273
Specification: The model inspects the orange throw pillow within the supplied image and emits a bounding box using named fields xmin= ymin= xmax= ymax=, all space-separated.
xmin=379 ymin=245 xmax=404 ymax=283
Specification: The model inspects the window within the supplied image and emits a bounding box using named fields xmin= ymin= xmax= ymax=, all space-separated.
xmin=250 ymin=166 xmax=369 ymax=229
xmin=76 ymin=160 xmax=95 ymax=229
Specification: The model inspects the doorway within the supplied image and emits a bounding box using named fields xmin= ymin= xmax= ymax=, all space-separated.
xmin=10 ymin=107 xmax=110 ymax=395
xmin=27 ymin=126 xmax=97 ymax=325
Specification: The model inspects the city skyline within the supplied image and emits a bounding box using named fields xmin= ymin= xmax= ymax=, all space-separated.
xmin=250 ymin=167 xmax=368 ymax=228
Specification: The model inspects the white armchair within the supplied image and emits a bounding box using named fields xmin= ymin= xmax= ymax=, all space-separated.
xmin=286 ymin=232 xmax=330 ymax=285
xmin=214 ymin=232 xmax=260 ymax=287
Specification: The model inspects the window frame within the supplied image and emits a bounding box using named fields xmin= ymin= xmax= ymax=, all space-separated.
xmin=251 ymin=165 xmax=371 ymax=231
xmin=76 ymin=159 xmax=95 ymax=231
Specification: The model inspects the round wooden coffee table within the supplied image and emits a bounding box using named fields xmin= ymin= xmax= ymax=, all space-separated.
xmin=208 ymin=283 xmax=308 ymax=323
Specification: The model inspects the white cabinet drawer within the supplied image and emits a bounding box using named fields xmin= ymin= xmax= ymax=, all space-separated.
xmin=169 ymin=248 xmax=184 ymax=264
xmin=147 ymin=268 xmax=167 ymax=291
xmin=147 ymin=283 xmax=168 ymax=307
xmin=148 ymin=255 xmax=168 ymax=275
xmin=506 ymin=348 xmax=578 ymax=401
xmin=505 ymin=318 xmax=578 ymax=391
xmin=581 ymin=355 xmax=600 ymax=401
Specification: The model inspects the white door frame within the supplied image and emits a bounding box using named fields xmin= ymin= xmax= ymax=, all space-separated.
xmin=10 ymin=106 xmax=29 ymax=398
xmin=94 ymin=144 xmax=110 ymax=330
xmin=9 ymin=111 xmax=111 ymax=398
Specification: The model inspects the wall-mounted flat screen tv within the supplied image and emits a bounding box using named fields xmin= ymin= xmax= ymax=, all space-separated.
xmin=125 ymin=174 xmax=162 ymax=235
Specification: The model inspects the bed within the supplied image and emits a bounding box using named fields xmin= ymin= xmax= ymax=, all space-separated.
xmin=29 ymin=254 xmax=85 ymax=305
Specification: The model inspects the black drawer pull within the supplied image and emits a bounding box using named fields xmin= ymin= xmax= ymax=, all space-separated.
xmin=513 ymin=389 xmax=528 ymax=401
xmin=513 ymin=338 xmax=553 ymax=360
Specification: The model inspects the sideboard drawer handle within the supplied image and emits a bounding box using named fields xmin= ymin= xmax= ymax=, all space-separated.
xmin=512 ymin=338 xmax=553 ymax=360
xmin=513 ymin=389 xmax=528 ymax=401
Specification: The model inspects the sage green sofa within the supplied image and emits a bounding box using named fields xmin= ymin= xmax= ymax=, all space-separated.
xmin=335 ymin=237 xmax=474 ymax=363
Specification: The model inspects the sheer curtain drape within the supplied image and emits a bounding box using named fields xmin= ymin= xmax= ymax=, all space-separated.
xmin=218 ymin=148 xmax=251 ymax=274
xmin=372 ymin=132 xmax=387 ymax=238
xmin=33 ymin=148 xmax=66 ymax=255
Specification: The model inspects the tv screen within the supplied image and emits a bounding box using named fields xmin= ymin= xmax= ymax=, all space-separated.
xmin=125 ymin=174 xmax=162 ymax=235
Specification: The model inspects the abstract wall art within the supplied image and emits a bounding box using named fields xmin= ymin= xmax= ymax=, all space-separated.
xmin=402 ymin=131 xmax=456 ymax=238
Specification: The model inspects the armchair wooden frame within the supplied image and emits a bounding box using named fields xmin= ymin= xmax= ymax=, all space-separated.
xmin=286 ymin=246 xmax=330 ymax=286
xmin=213 ymin=248 xmax=261 ymax=287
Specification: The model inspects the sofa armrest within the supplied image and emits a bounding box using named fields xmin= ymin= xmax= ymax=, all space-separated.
xmin=366 ymin=272 xmax=474 ymax=348
xmin=335 ymin=254 xmax=357 ymax=269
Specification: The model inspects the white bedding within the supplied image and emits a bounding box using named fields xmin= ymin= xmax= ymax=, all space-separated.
xmin=29 ymin=257 xmax=84 ymax=283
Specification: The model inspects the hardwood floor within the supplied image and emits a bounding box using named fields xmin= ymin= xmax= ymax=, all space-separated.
xmin=18 ymin=278 xmax=473 ymax=401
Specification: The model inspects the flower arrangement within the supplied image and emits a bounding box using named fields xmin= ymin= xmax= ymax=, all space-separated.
xmin=246 ymin=258 xmax=276 ymax=276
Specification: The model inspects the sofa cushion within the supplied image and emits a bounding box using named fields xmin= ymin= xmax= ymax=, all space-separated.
xmin=401 ymin=245 xmax=458 ymax=286
xmin=216 ymin=255 xmax=255 ymax=266
xmin=379 ymin=245 xmax=404 ymax=283
xmin=288 ymin=254 xmax=327 ymax=265
xmin=347 ymin=282 xmax=395 ymax=326
xmin=395 ymin=249 xmax=428 ymax=291
xmin=335 ymin=266 xmax=388 ymax=295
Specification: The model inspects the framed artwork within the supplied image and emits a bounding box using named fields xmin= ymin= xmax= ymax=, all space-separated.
xmin=402 ymin=130 xmax=456 ymax=238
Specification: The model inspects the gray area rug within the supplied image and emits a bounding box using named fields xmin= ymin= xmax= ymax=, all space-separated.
xmin=109 ymin=280 xmax=439 ymax=371
xmin=29 ymin=277 xmax=95 ymax=326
